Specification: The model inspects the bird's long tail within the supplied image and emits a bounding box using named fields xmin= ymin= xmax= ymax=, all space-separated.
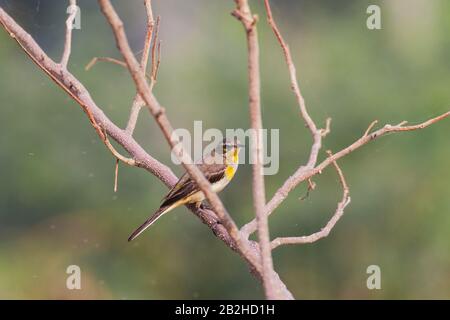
xmin=128 ymin=204 xmax=174 ymax=242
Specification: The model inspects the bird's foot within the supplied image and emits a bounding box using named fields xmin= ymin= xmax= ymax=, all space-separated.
xmin=199 ymin=201 xmax=213 ymax=211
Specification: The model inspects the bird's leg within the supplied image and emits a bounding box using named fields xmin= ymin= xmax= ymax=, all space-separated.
xmin=199 ymin=201 xmax=214 ymax=211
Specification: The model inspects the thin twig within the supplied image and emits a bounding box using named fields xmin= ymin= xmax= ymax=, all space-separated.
xmin=102 ymin=131 xmax=137 ymax=166
xmin=61 ymin=0 xmax=77 ymax=69
xmin=321 ymin=117 xmax=332 ymax=137
xmin=264 ymin=0 xmax=323 ymax=170
xmin=85 ymin=56 xmax=153 ymax=83
xmin=114 ymin=159 xmax=119 ymax=192
xmin=150 ymin=16 xmax=161 ymax=89
xmin=125 ymin=97 xmax=145 ymax=135
xmin=241 ymin=0 xmax=324 ymax=239
xmin=263 ymin=0 xmax=318 ymax=136
xmin=299 ymin=178 xmax=316 ymax=201
xmin=140 ymin=0 xmax=154 ymax=73
xmin=125 ymin=4 xmax=159 ymax=135
xmin=364 ymin=120 xmax=378 ymax=137
xmin=153 ymin=40 xmax=162 ymax=83
xmin=85 ymin=56 xmax=127 ymax=70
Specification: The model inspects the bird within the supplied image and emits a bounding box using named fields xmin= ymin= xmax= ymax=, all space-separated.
xmin=128 ymin=137 xmax=242 ymax=242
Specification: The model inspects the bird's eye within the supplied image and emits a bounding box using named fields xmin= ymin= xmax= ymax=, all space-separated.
xmin=221 ymin=143 xmax=232 ymax=153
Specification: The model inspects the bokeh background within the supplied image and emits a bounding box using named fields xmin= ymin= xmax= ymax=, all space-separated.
xmin=0 ymin=0 xmax=449 ymax=299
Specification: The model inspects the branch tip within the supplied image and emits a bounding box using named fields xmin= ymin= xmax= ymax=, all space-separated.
xmin=364 ymin=120 xmax=378 ymax=137
xmin=321 ymin=117 xmax=332 ymax=137
xmin=60 ymin=0 xmax=77 ymax=69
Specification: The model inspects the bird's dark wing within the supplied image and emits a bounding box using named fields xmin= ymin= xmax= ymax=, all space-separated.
xmin=160 ymin=179 xmax=197 ymax=207
xmin=199 ymin=162 xmax=227 ymax=183
xmin=160 ymin=163 xmax=226 ymax=208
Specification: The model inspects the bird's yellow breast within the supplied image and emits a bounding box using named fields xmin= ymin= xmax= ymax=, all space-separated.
xmin=225 ymin=149 xmax=239 ymax=180
xmin=232 ymin=148 xmax=239 ymax=164
xmin=225 ymin=165 xmax=236 ymax=180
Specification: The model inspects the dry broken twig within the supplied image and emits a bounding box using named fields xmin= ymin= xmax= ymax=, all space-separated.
xmin=85 ymin=56 xmax=127 ymax=71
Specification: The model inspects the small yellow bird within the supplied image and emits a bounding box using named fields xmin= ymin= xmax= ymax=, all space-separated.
xmin=128 ymin=137 xmax=242 ymax=241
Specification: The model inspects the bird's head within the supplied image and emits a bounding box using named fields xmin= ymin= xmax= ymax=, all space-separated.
xmin=220 ymin=137 xmax=243 ymax=164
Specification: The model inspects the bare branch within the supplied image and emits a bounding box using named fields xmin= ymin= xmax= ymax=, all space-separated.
xmin=0 ymin=2 xmax=297 ymax=300
xmin=61 ymin=0 xmax=77 ymax=69
xmin=271 ymin=151 xmax=351 ymax=249
xmin=150 ymin=16 xmax=161 ymax=88
xmin=233 ymin=0 xmax=280 ymax=300
xmin=125 ymin=6 xmax=159 ymax=136
xmin=249 ymin=111 xmax=450 ymax=236
xmin=1 ymin=6 xmax=172 ymax=184
xmin=307 ymin=111 xmax=450 ymax=184
xmin=263 ymin=0 xmax=325 ymax=213
xmin=85 ymin=56 xmax=127 ymax=71
xmin=3 ymin=0 xmax=445 ymax=301
xmin=263 ymin=0 xmax=325 ymax=171
xmin=241 ymin=111 xmax=449 ymax=238
xmin=97 ymin=0 xmax=261 ymax=273
xmin=241 ymin=0 xmax=324 ymax=239
xmin=0 ymin=6 xmax=255 ymax=280
xmin=125 ymin=97 xmax=145 ymax=135
xmin=154 ymin=40 xmax=162 ymax=81
xmin=238 ymin=1 xmax=450 ymax=242
xmin=140 ymin=0 xmax=154 ymax=73
xmin=85 ymin=56 xmax=154 ymax=85
xmin=263 ymin=0 xmax=318 ymax=136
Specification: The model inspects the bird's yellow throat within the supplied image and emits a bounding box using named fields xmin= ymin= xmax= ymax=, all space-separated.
xmin=232 ymin=148 xmax=239 ymax=164
xmin=225 ymin=149 xmax=239 ymax=180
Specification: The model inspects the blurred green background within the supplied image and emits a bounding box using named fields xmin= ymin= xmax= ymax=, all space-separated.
xmin=0 ymin=0 xmax=449 ymax=299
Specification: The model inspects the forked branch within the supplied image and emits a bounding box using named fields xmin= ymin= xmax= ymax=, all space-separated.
xmin=271 ymin=151 xmax=351 ymax=249
xmin=240 ymin=0 xmax=450 ymax=241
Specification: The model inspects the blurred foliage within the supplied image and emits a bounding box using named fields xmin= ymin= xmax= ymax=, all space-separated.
xmin=0 ymin=0 xmax=449 ymax=299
